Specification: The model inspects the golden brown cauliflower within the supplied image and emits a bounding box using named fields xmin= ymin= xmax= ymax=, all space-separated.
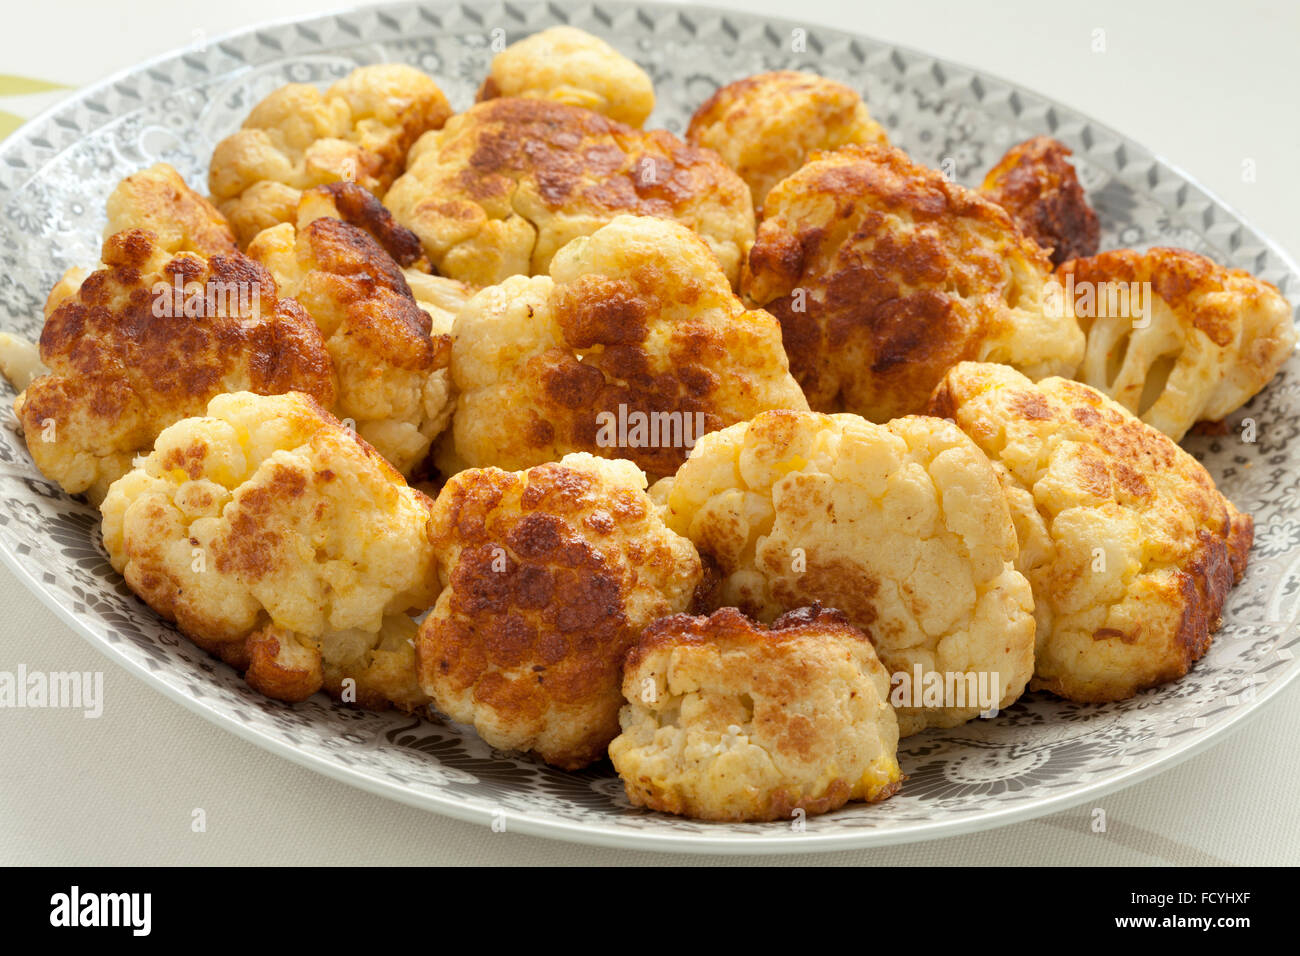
xmin=247 ymin=194 xmax=458 ymax=477
xmin=383 ymin=97 xmax=755 ymax=287
xmin=446 ymin=215 xmax=807 ymax=481
xmin=927 ymin=362 xmax=1254 ymax=702
xmin=105 ymin=162 xmax=238 ymax=257
xmin=654 ymin=408 xmax=1036 ymax=735
xmin=743 ymin=143 xmax=1084 ymax=421
xmin=1059 ymin=247 xmax=1296 ymax=441
xmin=100 ymin=391 xmax=438 ymax=709
xmin=16 ymin=230 xmax=334 ymax=502
xmin=686 ymin=70 xmax=888 ymax=212
xmin=609 ymin=604 xmax=902 ymax=822
xmin=415 ymin=453 xmax=702 ymax=769
xmin=980 ymin=136 xmax=1099 ymax=267
xmin=209 ymin=64 xmax=452 ymax=245
xmin=477 ymin=26 xmax=655 ymax=128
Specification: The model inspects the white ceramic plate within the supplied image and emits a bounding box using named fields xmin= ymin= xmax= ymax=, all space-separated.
xmin=1 ymin=0 xmax=1298 ymax=853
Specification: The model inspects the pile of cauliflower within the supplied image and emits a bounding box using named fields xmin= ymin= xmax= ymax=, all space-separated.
xmin=2 ymin=26 xmax=1293 ymax=824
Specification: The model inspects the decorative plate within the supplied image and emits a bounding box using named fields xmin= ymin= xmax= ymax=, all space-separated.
xmin=1 ymin=0 xmax=1297 ymax=853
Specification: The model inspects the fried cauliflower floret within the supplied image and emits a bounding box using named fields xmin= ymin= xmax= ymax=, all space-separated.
xmin=686 ymin=70 xmax=888 ymax=212
xmin=16 ymin=230 xmax=334 ymax=502
xmin=609 ymin=605 xmax=901 ymax=822
xmin=384 ymin=97 xmax=755 ymax=287
xmin=415 ymin=453 xmax=702 ymax=769
xmin=927 ymin=362 xmax=1253 ymax=702
xmin=477 ymin=26 xmax=655 ymax=128
xmin=980 ymin=136 xmax=1099 ymax=267
xmin=447 ymin=215 xmax=807 ymax=481
xmin=1059 ymin=247 xmax=1296 ymax=441
xmin=743 ymin=144 xmax=1084 ymax=420
xmin=248 ymin=209 xmax=454 ymax=476
xmin=105 ymin=162 xmax=238 ymax=257
xmin=655 ymin=409 xmax=1036 ymax=735
xmin=210 ymin=64 xmax=452 ymax=245
xmin=100 ymin=391 xmax=438 ymax=709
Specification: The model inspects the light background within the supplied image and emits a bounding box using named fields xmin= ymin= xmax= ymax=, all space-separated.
xmin=1 ymin=0 xmax=1297 ymax=865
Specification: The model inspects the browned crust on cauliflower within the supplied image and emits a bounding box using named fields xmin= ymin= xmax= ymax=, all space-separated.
xmin=1062 ymin=247 xmax=1277 ymax=333
xmin=980 ymin=136 xmax=1100 ymax=266
xmin=610 ymin=604 xmax=902 ymax=822
xmin=743 ymin=143 xmax=1082 ymax=420
xmin=927 ymin=361 xmax=1253 ymax=701
xmin=1058 ymin=246 xmax=1296 ymax=440
xmin=628 ymin=603 xmax=865 ymax=669
xmin=686 ymin=70 xmax=888 ymax=212
xmin=18 ymin=230 xmax=335 ymax=500
xmin=301 ymin=180 xmax=428 ymax=268
xmin=416 ymin=454 xmax=702 ymax=770
xmin=383 ymin=97 xmax=755 ymax=287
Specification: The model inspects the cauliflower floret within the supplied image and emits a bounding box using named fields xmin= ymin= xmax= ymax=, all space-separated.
xmin=609 ymin=604 xmax=902 ymax=821
xmin=1059 ymin=246 xmax=1296 ymax=441
xmin=415 ymin=453 xmax=702 ymax=769
xmin=100 ymin=391 xmax=438 ymax=709
xmin=743 ymin=143 xmax=1084 ymax=420
xmin=654 ymin=408 xmax=1036 ymax=735
xmin=447 ymin=215 xmax=807 ymax=481
xmin=686 ymin=70 xmax=888 ymax=212
xmin=16 ymin=230 xmax=334 ymax=502
xmin=247 ymin=201 xmax=459 ymax=477
xmin=927 ymin=362 xmax=1254 ymax=701
xmin=383 ymin=97 xmax=755 ymax=287
xmin=477 ymin=26 xmax=655 ymax=128
xmin=980 ymin=136 xmax=1099 ymax=267
xmin=209 ymin=64 xmax=452 ymax=245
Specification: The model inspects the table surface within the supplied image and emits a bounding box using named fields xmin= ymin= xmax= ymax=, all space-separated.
xmin=2 ymin=0 xmax=1297 ymax=866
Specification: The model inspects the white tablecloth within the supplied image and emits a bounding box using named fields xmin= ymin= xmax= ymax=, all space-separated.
xmin=2 ymin=0 xmax=1297 ymax=865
